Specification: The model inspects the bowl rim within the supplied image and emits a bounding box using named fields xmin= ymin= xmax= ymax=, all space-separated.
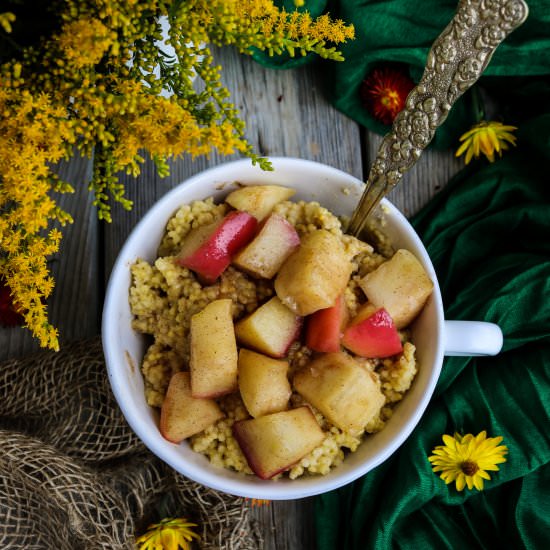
xmin=102 ymin=156 xmax=445 ymax=499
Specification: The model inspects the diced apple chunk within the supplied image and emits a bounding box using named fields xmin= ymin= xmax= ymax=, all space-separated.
xmin=233 ymin=407 xmax=326 ymax=479
xmin=275 ymin=230 xmax=353 ymax=316
xmin=233 ymin=213 xmax=300 ymax=279
xmin=359 ymin=249 xmax=433 ymax=329
xmin=176 ymin=210 xmax=257 ymax=283
xmin=342 ymin=304 xmax=403 ymax=358
xmin=234 ymin=296 xmax=302 ymax=358
xmin=190 ymin=299 xmax=238 ymax=398
xmin=238 ymin=349 xmax=292 ymax=418
xmin=294 ymin=352 xmax=385 ymax=435
xmin=160 ymin=372 xmax=225 ymax=443
xmin=305 ymin=294 xmax=348 ymax=353
xmin=225 ymin=184 xmax=296 ymax=221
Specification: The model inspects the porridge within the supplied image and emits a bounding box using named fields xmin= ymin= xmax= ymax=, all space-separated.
xmin=129 ymin=184 xmax=432 ymax=480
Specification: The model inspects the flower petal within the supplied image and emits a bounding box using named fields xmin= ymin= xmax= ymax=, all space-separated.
xmin=478 ymin=131 xmax=494 ymax=157
xmin=455 ymin=138 xmax=472 ymax=158
xmin=499 ymin=132 xmax=517 ymax=145
xmin=442 ymin=434 xmax=458 ymax=449
xmin=487 ymin=127 xmax=501 ymax=152
xmin=472 ymin=134 xmax=481 ymax=158
xmin=465 ymin=144 xmax=475 ymax=165
xmin=473 ymin=475 xmax=484 ymax=491
xmin=495 ymin=124 xmax=518 ymax=132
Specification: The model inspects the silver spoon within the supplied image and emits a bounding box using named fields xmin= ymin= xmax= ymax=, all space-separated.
xmin=347 ymin=0 xmax=529 ymax=237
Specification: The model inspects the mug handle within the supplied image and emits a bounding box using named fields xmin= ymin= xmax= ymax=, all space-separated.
xmin=444 ymin=321 xmax=503 ymax=357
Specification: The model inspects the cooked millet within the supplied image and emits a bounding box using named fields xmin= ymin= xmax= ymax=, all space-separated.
xmin=130 ymin=197 xmax=420 ymax=479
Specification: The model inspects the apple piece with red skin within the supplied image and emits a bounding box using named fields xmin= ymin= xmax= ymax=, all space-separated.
xmin=305 ymin=293 xmax=349 ymax=353
xmin=160 ymin=372 xmax=225 ymax=443
xmin=275 ymin=229 xmax=353 ymax=316
xmin=234 ymin=296 xmax=302 ymax=358
xmin=225 ymin=184 xmax=296 ymax=221
xmin=233 ymin=213 xmax=301 ymax=279
xmin=359 ymin=249 xmax=434 ymax=329
xmin=341 ymin=304 xmax=403 ymax=358
xmin=176 ymin=210 xmax=258 ymax=283
xmin=232 ymin=407 xmax=326 ymax=479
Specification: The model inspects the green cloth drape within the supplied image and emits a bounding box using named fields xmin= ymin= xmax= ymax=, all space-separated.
xmin=314 ymin=99 xmax=550 ymax=550
xmin=253 ymin=0 xmax=550 ymax=149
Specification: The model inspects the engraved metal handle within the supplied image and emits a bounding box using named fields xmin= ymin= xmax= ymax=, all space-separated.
xmin=347 ymin=0 xmax=529 ymax=237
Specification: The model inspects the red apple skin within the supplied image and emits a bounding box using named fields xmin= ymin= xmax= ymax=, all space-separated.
xmin=232 ymin=213 xmax=301 ymax=279
xmin=176 ymin=210 xmax=258 ymax=283
xmin=232 ymin=407 xmax=325 ymax=479
xmin=305 ymin=294 xmax=349 ymax=353
xmin=341 ymin=307 xmax=403 ymax=358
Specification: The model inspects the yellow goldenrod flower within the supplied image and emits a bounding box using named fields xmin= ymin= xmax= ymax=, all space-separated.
xmin=455 ymin=121 xmax=517 ymax=164
xmin=57 ymin=18 xmax=114 ymax=69
xmin=428 ymin=431 xmax=508 ymax=491
xmin=0 ymin=0 xmax=354 ymax=350
xmin=135 ymin=517 xmax=200 ymax=550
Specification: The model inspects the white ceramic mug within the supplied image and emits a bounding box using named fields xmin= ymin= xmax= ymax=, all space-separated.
xmin=102 ymin=157 xmax=503 ymax=499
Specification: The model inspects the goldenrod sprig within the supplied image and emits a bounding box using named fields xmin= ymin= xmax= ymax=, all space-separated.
xmin=0 ymin=0 xmax=354 ymax=348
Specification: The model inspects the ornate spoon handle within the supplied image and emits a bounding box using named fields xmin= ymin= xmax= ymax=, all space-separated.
xmin=347 ymin=0 xmax=529 ymax=237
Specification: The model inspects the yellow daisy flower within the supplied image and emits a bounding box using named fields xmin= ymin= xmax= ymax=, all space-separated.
xmin=455 ymin=121 xmax=517 ymax=164
xmin=428 ymin=431 xmax=508 ymax=491
xmin=135 ymin=517 xmax=200 ymax=550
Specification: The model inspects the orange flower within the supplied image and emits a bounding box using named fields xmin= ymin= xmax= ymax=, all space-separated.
xmin=360 ymin=66 xmax=414 ymax=125
xmin=246 ymin=498 xmax=271 ymax=507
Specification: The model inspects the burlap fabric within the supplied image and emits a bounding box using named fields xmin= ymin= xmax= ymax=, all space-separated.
xmin=0 ymin=338 xmax=262 ymax=549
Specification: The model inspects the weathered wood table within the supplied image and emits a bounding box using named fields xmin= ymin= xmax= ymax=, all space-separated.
xmin=0 ymin=46 xmax=463 ymax=548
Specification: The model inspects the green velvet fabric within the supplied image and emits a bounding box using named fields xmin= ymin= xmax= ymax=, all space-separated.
xmin=313 ymin=82 xmax=550 ymax=550
xmin=252 ymin=0 xmax=550 ymax=149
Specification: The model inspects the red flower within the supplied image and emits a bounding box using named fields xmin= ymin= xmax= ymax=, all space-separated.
xmin=0 ymin=278 xmax=24 ymax=327
xmin=360 ymin=66 xmax=415 ymax=125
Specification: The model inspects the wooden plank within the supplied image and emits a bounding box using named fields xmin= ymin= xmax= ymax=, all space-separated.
xmin=219 ymin=55 xmax=363 ymax=177
xmin=0 ymin=153 xmax=97 ymax=360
